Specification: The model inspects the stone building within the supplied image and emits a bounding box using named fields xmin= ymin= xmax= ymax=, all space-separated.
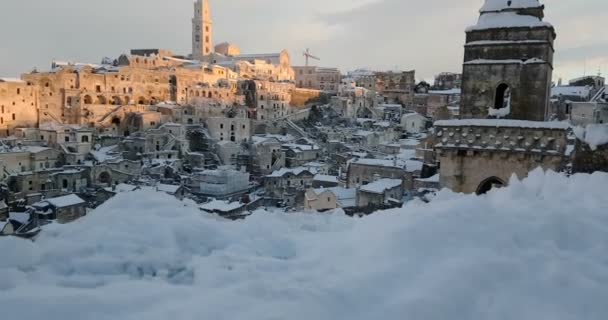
xmin=191 ymin=167 xmax=251 ymax=199
xmin=293 ymin=66 xmax=341 ymax=92
xmin=264 ymin=167 xmax=316 ymax=206
xmin=240 ymin=80 xmax=294 ymax=121
xmin=32 ymin=194 xmax=87 ymax=224
xmin=0 ymin=78 xmax=39 ymax=136
xmin=434 ymin=72 xmax=462 ymax=90
xmin=435 ymin=120 xmax=570 ymax=193
xmin=346 ymin=158 xmax=410 ymax=188
xmin=460 ymin=0 xmax=556 ymax=121
xmin=205 ymin=116 xmax=251 ymax=143
xmin=356 ymin=179 xmax=403 ymax=208
xmin=250 ymin=136 xmax=286 ymax=175
xmin=434 ymin=0 xmax=573 ymax=194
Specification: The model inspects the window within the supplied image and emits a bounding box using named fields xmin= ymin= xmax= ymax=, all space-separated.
xmin=63 ymin=179 xmax=68 ymax=189
xmin=328 ymin=198 xmax=331 ymax=202
xmin=220 ymin=124 xmax=224 ymax=129
xmin=12 ymin=114 xmax=15 ymax=121
xmin=494 ymin=83 xmax=511 ymax=110
xmin=17 ymin=88 xmax=20 ymax=95
xmin=64 ymin=136 xmax=69 ymax=142
xmin=96 ymin=85 xmax=101 ymax=93
xmin=81 ymin=135 xmax=89 ymax=143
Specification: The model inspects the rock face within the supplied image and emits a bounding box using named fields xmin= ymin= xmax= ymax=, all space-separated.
xmin=460 ymin=0 xmax=556 ymax=121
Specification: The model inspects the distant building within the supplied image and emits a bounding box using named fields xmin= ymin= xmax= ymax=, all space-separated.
xmin=356 ymin=178 xmax=403 ymax=207
xmin=434 ymin=72 xmax=462 ymax=90
xmin=32 ymin=194 xmax=87 ymax=224
xmin=293 ymin=66 xmax=341 ymax=92
xmin=192 ymin=167 xmax=251 ymax=199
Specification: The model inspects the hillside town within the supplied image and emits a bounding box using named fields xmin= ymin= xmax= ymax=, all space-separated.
xmin=1 ymin=0 xmax=607 ymax=238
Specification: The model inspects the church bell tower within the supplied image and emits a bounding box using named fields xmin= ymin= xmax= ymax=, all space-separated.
xmin=192 ymin=0 xmax=213 ymax=61
xmin=460 ymin=0 xmax=556 ymax=121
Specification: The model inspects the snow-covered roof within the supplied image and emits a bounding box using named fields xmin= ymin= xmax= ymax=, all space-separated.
xmin=467 ymin=11 xmax=552 ymax=32
xmin=480 ymin=0 xmax=543 ymax=13
xmin=313 ymin=175 xmax=339 ymax=183
xmin=157 ymin=184 xmax=181 ymax=194
xmin=105 ymin=183 xmax=138 ymax=193
xmin=200 ymin=200 xmax=244 ymax=212
xmin=311 ymin=187 xmax=357 ymax=207
xmin=360 ymin=179 xmax=403 ymax=194
xmin=349 ymin=158 xmax=407 ymax=170
xmin=551 ymin=86 xmax=592 ymax=98
xmin=416 ymin=174 xmax=440 ymax=183
xmin=9 ymin=212 xmax=30 ymax=224
xmin=0 ymin=77 xmax=25 ymax=83
xmin=91 ymin=145 xmax=121 ymax=163
xmin=464 ymin=58 xmax=545 ymax=65
xmin=267 ymin=167 xmax=317 ymax=178
xmin=435 ymin=119 xmax=570 ymax=130
xmin=428 ymin=89 xmax=461 ymax=95
xmin=44 ymin=194 xmax=86 ymax=208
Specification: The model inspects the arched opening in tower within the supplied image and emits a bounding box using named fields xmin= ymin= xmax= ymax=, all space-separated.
xmin=494 ymin=83 xmax=511 ymax=110
xmin=476 ymin=177 xmax=505 ymax=195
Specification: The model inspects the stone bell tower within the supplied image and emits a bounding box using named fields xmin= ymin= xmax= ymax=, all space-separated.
xmin=460 ymin=0 xmax=556 ymax=121
xmin=192 ymin=0 xmax=214 ymax=61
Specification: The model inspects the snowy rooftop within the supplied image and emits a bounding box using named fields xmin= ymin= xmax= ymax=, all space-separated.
xmin=428 ymin=88 xmax=461 ymax=95
xmin=157 ymin=184 xmax=181 ymax=194
xmin=41 ymin=194 xmax=86 ymax=208
xmin=0 ymin=77 xmax=25 ymax=83
xmin=200 ymin=200 xmax=244 ymax=212
xmin=349 ymin=158 xmax=407 ymax=169
xmin=434 ymin=119 xmax=570 ymax=130
xmin=551 ymin=86 xmax=592 ymax=98
xmin=313 ymin=175 xmax=339 ymax=183
xmin=360 ymin=179 xmax=403 ymax=194
xmin=467 ymin=11 xmax=552 ymax=32
xmin=267 ymin=167 xmax=317 ymax=178
xmin=480 ymin=0 xmax=543 ymax=13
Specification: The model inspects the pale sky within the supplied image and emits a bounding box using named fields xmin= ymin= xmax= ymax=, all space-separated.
xmin=0 ymin=0 xmax=606 ymax=82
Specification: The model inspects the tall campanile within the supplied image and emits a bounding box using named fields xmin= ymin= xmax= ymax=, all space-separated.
xmin=192 ymin=0 xmax=213 ymax=61
xmin=460 ymin=0 xmax=556 ymax=121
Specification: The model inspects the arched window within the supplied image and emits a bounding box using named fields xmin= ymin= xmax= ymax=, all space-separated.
xmin=476 ymin=177 xmax=505 ymax=195
xmin=494 ymin=83 xmax=511 ymax=110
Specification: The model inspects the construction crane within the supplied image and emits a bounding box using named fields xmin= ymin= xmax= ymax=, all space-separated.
xmin=303 ymin=48 xmax=320 ymax=67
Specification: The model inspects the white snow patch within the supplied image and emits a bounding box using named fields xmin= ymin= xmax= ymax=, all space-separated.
xmin=467 ymin=11 xmax=552 ymax=32
xmin=1 ymin=170 xmax=608 ymax=319
xmin=578 ymin=124 xmax=608 ymax=150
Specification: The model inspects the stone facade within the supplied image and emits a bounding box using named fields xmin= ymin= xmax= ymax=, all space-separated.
xmin=0 ymin=79 xmax=39 ymax=136
xmin=435 ymin=120 xmax=569 ymax=194
xmin=293 ymin=66 xmax=341 ymax=92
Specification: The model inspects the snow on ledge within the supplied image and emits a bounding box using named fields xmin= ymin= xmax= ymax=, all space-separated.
xmin=480 ymin=0 xmax=543 ymax=13
xmin=464 ymin=58 xmax=545 ymax=65
xmin=467 ymin=11 xmax=552 ymax=32
xmin=435 ymin=119 xmax=570 ymax=130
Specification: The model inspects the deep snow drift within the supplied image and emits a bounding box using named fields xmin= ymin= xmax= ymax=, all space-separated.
xmin=1 ymin=169 xmax=608 ymax=320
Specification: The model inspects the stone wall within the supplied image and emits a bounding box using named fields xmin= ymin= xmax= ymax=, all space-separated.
xmin=572 ymin=142 xmax=608 ymax=173
xmin=435 ymin=123 xmax=569 ymax=193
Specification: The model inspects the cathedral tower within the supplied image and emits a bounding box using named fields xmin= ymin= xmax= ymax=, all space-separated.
xmin=192 ymin=0 xmax=213 ymax=61
xmin=460 ymin=0 xmax=556 ymax=121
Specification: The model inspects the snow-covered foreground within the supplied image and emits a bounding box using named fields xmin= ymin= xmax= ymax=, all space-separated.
xmin=2 ymin=170 xmax=608 ymax=320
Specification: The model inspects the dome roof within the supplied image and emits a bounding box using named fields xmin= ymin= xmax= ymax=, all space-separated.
xmin=480 ymin=0 xmax=543 ymax=13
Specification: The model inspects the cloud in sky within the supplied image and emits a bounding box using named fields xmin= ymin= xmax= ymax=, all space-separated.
xmin=0 ymin=0 xmax=606 ymax=81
